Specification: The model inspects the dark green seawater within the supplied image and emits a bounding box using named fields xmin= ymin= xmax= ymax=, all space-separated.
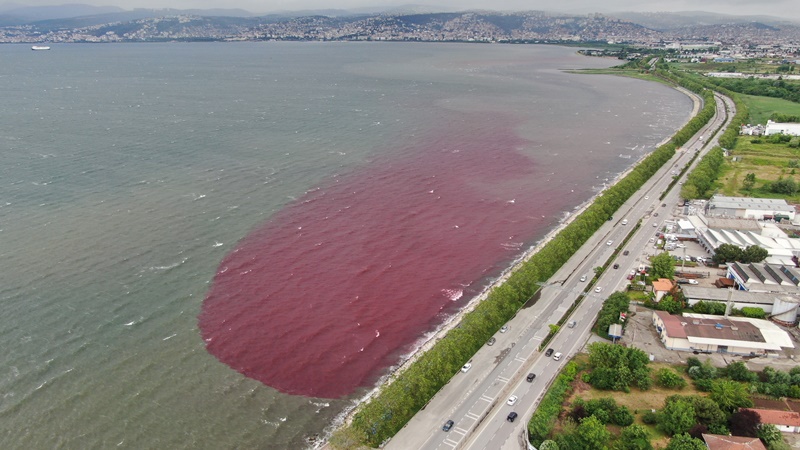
xmin=0 ymin=42 xmax=690 ymax=449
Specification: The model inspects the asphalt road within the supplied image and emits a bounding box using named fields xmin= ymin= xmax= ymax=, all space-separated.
xmin=385 ymin=92 xmax=734 ymax=450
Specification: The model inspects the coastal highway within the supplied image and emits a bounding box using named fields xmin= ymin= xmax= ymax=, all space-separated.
xmin=385 ymin=91 xmax=733 ymax=450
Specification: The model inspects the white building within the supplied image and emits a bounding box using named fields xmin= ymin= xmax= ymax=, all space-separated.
xmin=681 ymin=286 xmax=800 ymax=324
xmin=706 ymin=195 xmax=795 ymax=221
xmin=765 ymin=120 xmax=800 ymax=137
xmin=652 ymin=311 xmax=794 ymax=356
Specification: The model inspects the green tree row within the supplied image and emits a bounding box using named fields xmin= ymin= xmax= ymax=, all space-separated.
xmin=680 ymin=147 xmax=725 ymax=199
xmin=586 ymin=341 xmax=652 ymax=392
xmin=527 ymin=362 xmax=579 ymax=448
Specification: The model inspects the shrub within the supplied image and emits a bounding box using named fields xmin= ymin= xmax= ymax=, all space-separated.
xmin=656 ymin=367 xmax=688 ymax=389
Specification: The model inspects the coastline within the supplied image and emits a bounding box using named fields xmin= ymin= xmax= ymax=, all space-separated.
xmin=319 ymin=79 xmax=703 ymax=447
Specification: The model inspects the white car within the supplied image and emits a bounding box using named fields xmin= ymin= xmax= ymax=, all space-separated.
xmin=507 ymin=395 xmax=518 ymax=406
xmin=653 ymin=222 xmax=658 ymax=227
xmin=580 ymin=275 xmax=587 ymax=282
xmin=606 ymin=240 xmax=613 ymax=246
xmin=621 ymin=219 xmax=628 ymax=225
xmin=499 ymin=325 xmax=509 ymax=333
xmin=461 ymin=363 xmax=472 ymax=373
xmin=595 ymin=286 xmax=602 ymax=293
xmin=688 ymin=280 xmax=699 ymax=285
xmin=644 ymin=196 xmax=649 ymax=200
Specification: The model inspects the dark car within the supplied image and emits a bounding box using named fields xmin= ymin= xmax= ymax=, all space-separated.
xmin=507 ymin=412 xmax=518 ymax=422
xmin=526 ymin=373 xmax=536 ymax=382
xmin=613 ymin=263 xmax=619 ymax=269
xmin=442 ymin=420 xmax=454 ymax=431
xmin=654 ymin=212 xmax=659 ymax=217
xmin=544 ymin=348 xmax=554 ymax=357
xmin=623 ymin=250 xmax=629 ymax=256
xmin=662 ymin=203 xmax=667 ymax=207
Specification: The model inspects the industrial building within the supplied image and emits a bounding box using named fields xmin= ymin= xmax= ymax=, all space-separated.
xmin=651 ymin=311 xmax=794 ymax=356
xmin=705 ymin=195 xmax=795 ymax=221
xmin=765 ymin=120 xmax=800 ymax=137
xmin=681 ymin=285 xmax=799 ymax=325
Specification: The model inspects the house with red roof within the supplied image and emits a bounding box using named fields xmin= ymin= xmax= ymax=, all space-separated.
xmin=744 ymin=408 xmax=800 ymax=433
xmin=702 ymin=433 xmax=767 ymax=450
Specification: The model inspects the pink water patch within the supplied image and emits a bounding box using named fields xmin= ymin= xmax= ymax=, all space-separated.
xmin=199 ymin=116 xmax=563 ymax=398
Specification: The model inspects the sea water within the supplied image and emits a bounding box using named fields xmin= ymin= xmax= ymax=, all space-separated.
xmin=0 ymin=42 xmax=690 ymax=448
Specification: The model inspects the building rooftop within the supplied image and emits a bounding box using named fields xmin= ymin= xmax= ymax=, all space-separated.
xmin=683 ymin=313 xmax=794 ymax=350
xmin=652 ymin=278 xmax=674 ymax=293
xmin=654 ymin=310 xmax=687 ymax=338
xmin=709 ymin=195 xmax=794 ymax=213
xmin=745 ymin=408 xmax=800 ymax=427
xmin=681 ymin=285 xmax=779 ymax=305
xmin=702 ymin=434 xmax=767 ymax=450
xmin=729 ymin=262 xmax=800 ymax=293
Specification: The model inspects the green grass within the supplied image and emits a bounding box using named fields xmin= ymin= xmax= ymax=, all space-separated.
xmin=741 ymin=94 xmax=800 ymax=125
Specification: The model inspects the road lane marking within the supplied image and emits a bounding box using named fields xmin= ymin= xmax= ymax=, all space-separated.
xmin=466 ymin=412 xmax=480 ymax=420
xmin=497 ymin=376 xmax=509 ymax=383
xmin=480 ymin=395 xmax=493 ymax=402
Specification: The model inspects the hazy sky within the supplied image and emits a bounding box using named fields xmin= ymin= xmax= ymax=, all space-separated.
xmin=11 ymin=0 xmax=800 ymax=20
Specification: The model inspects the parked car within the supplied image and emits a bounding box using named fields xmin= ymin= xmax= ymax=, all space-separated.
xmin=499 ymin=325 xmax=509 ymax=333
xmin=544 ymin=348 xmax=554 ymax=357
xmin=442 ymin=420 xmax=454 ymax=432
xmin=486 ymin=337 xmax=496 ymax=346
xmin=507 ymin=395 xmax=518 ymax=406
xmin=461 ymin=363 xmax=472 ymax=373
xmin=507 ymin=412 xmax=518 ymax=422
xmin=526 ymin=373 xmax=536 ymax=382
xmin=688 ymin=280 xmax=699 ymax=285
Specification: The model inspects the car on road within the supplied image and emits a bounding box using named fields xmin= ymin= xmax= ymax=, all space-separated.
xmin=544 ymin=348 xmax=554 ymax=357
xmin=606 ymin=240 xmax=613 ymax=246
xmin=662 ymin=203 xmax=667 ymax=207
xmin=499 ymin=325 xmax=509 ymax=333
xmin=507 ymin=395 xmax=518 ymax=406
xmin=526 ymin=373 xmax=536 ymax=382
xmin=579 ymin=275 xmax=587 ymax=282
xmin=461 ymin=363 xmax=472 ymax=373
xmin=567 ymin=320 xmax=577 ymax=328
xmin=623 ymin=250 xmax=629 ymax=256
xmin=653 ymin=222 xmax=658 ymax=227
xmin=486 ymin=337 xmax=496 ymax=346
xmin=595 ymin=286 xmax=602 ymax=293
xmin=553 ymin=352 xmax=562 ymax=361
xmin=621 ymin=219 xmax=628 ymax=225
xmin=654 ymin=212 xmax=659 ymax=217
xmin=644 ymin=196 xmax=649 ymax=200
xmin=442 ymin=420 xmax=454 ymax=432
xmin=507 ymin=412 xmax=518 ymax=422
xmin=612 ymin=263 xmax=619 ymax=269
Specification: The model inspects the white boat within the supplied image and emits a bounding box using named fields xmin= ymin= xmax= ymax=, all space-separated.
xmin=31 ymin=46 xmax=51 ymax=51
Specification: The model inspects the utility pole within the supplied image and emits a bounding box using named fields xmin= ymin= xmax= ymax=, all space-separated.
xmin=724 ymin=287 xmax=733 ymax=318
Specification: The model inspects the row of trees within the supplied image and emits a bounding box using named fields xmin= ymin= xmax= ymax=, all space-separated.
xmin=704 ymin=77 xmax=800 ymax=104
xmin=527 ymin=361 xmax=579 ymax=448
xmin=711 ymin=243 xmax=769 ymax=264
xmin=680 ymin=147 xmax=725 ymax=199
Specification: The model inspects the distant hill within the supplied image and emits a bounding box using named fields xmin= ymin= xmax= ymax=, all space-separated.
xmin=609 ymin=10 xmax=800 ymax=30
xmin=0 ymin=3 xmax=123 ymax=25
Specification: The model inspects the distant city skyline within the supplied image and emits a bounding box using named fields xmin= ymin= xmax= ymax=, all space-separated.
xmin=3 ymin=0 xmax=800 ymax=20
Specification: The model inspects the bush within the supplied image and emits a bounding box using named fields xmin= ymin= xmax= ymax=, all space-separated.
xmin=656 ymin=368 xmax=688 ymax=389
xmin=528 ymin=362 xmax=579 ymax=448
xmin=642 ymin=410 xmax=658 ymax=425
